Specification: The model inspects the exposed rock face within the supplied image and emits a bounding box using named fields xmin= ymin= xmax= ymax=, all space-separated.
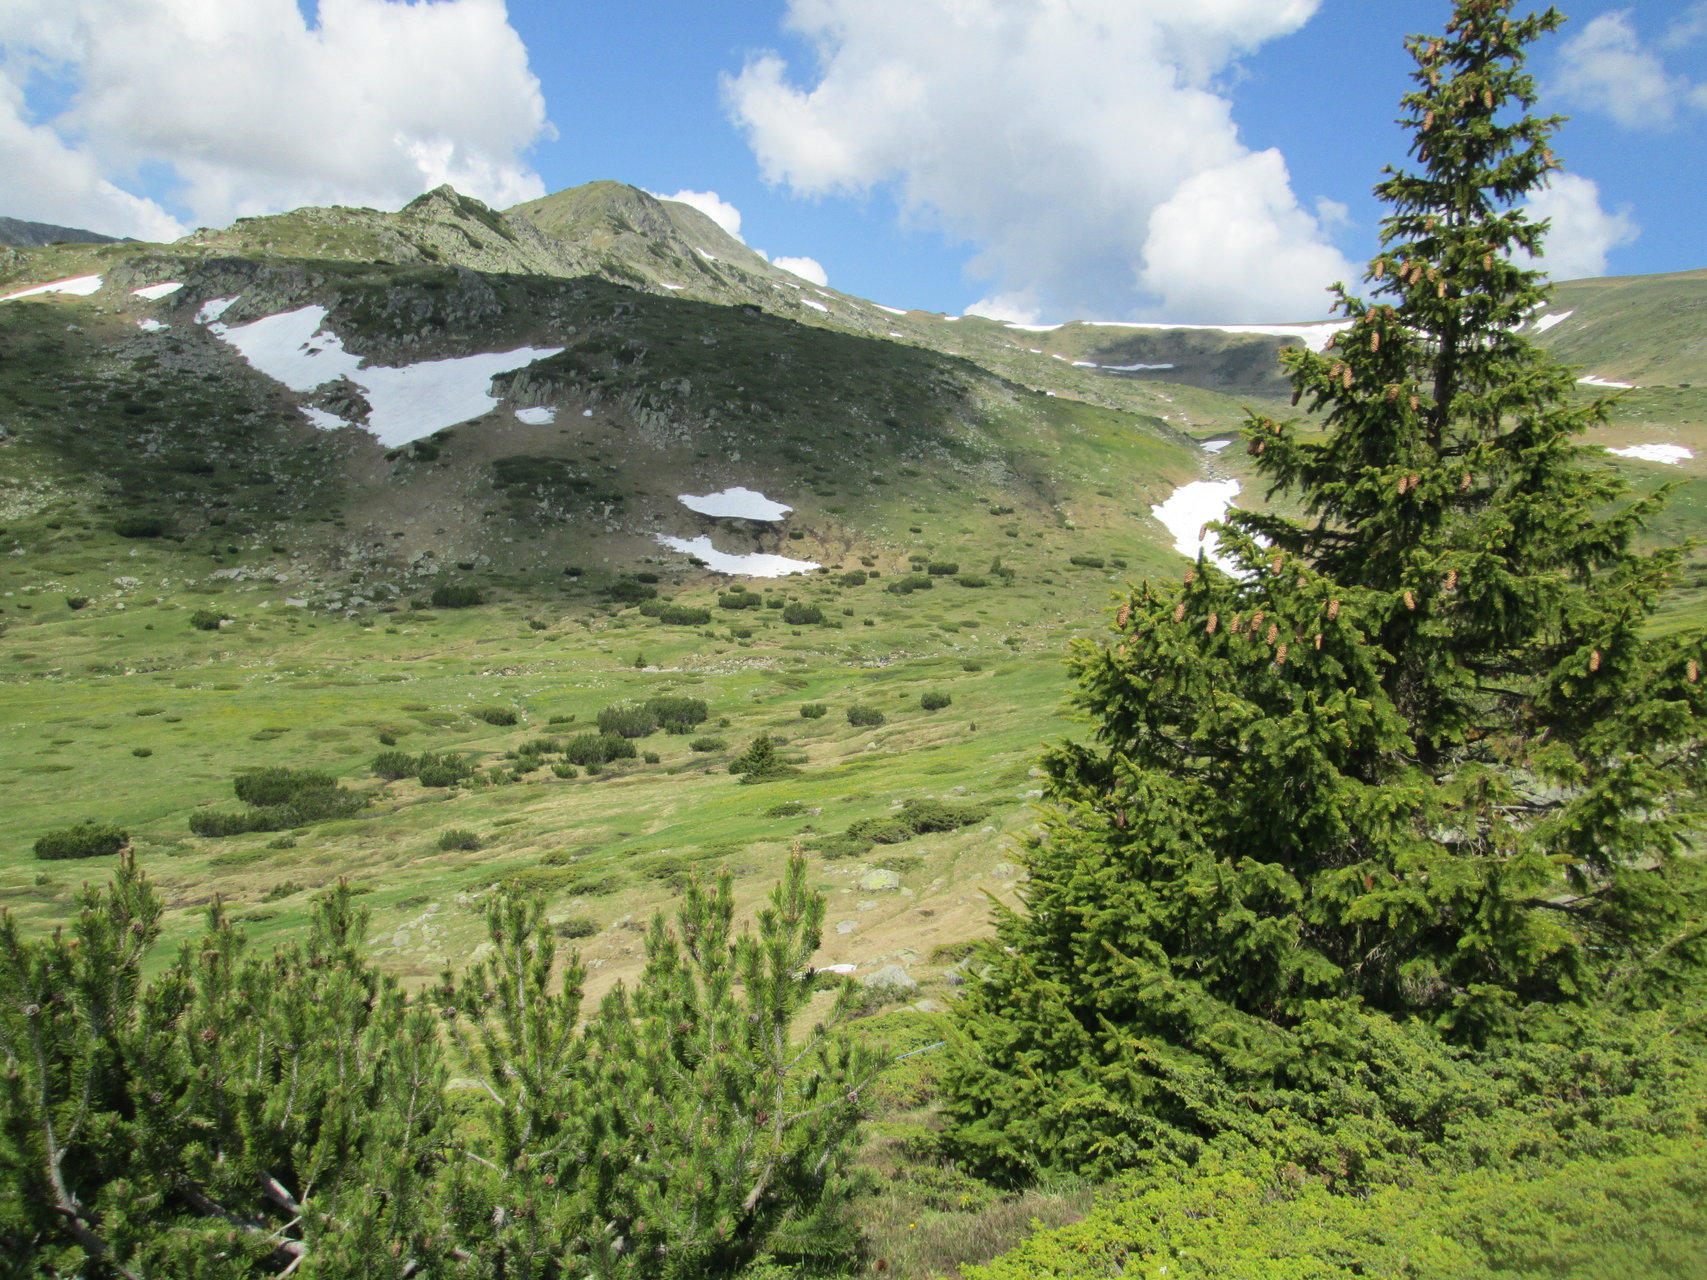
xmin=860 ymin=964 xmax=917 ymax=991
xmin=0 ymin=216 xmax=123 ymax=247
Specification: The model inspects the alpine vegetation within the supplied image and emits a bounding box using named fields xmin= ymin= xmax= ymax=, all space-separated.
xmin=0 ymin=855 xmax=876 ymax=1276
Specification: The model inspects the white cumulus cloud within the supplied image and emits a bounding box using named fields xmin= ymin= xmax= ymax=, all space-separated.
xmin=652 ymin=188 xmax=745 ymax=240
xmin=772 ymin=255 xmax=828 ymax=286
xmin=965 ymin=293 xmax=1045 ymax=325
xmin=724 ymin=0 xmax=1352 ymax=323
xmin=1551 ymin=8 xmax=1707 ymax=129
xmin=0 ymin=0 xmax=549 ymax=239
xmin=1518 ymin=173 xmax=1639 ymax=281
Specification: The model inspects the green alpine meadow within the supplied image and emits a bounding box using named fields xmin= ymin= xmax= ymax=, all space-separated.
xmin=2 ymin=2 xmax=1705 ymax=1275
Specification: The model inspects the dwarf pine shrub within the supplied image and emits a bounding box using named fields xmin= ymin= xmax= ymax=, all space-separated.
xmin=430 ymin=583 xmax=485 ymax=608
xmin=33 ymin=822 xmax=128 ymax=861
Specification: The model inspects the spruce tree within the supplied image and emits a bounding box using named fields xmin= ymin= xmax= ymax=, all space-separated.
xmin=943 ymin=0 xmax=1707 ymax=1181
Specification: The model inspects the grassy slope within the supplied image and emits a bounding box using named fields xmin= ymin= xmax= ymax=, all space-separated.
xmin=0 ymin=232 xmax=1205 ymax=1007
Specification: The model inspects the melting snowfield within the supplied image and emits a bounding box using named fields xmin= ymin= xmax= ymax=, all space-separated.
xmin=136 ymin=318 xmax=168 ymax=333
xmin=2 ymin=274 xmax=103 ymax=301
xmin=1151 ymin=479 xmax=1242 ymax=572
xmin=514 ymin=406 xmax=557 ymax=425
xmin=677 ymin=487 xmax=792 ymax=520
xmin=653 ymin=535 xmax=818 ymax=577
xmin=1201 ymin=439 xmax=1232 ymax=454
xmin=1579 ymin=374 xmax=1637 ymax=389
xmin=1607 ymin=444 xmax=1692 ymax=465
xmin=200 ymin=302 xmax=563 ymax=446
xmin=1531 ymin=310 xmax=1573 ymax=334
xmin=132 ymin=282 xmax=183 ymax=300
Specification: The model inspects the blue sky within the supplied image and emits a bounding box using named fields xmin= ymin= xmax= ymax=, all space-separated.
xmin=3 ymin=1 xmax=1703 ymax=323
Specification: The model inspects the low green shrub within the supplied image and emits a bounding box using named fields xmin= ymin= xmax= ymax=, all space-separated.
xmin=847 ymin=817 xmax=916 ymax=845
xmin=373 ymin=750 xmax=418 ymax=780
xmin=920 ymin=691 xmax=953 ymax=711
xmin=956 ymin=574 xmax=989 ymax=588
xmin=189 ymin=609 xmax=228 ymax=631
xmin=430 ymin=584 xmax=485 ymax=608
xmin=1068 ymin=554 xmax=1105 ymax=569
xmin=644 ymin=695 xmax=709 ymax=731
xmin=800 ymin=703 xmax=828 ymax=719
xmin=926 ymin=561 xmax=960 ymax=576
xmin=604 ymin=579 xmax=658 ymax=604
xmin=113 ymin=517 xmax=166 ymax=538
xmin=900 ymin=798 xmax=989 ymax=832
xmin=232 ymin=768 xmax=334 ymax=808
xmin=690 ymin=736 xmax=728 ymax=752
xmin=555 ymin=915 xmax=599 ymax=939
xmin=597 ymin=702 xmax=658 ymax=738
xmin=729 ymin=734 xmax=801 ymax=783
xmin=471 ymin=706 xmax=518 ymax=726
xmin=885 ymin=573 xmax=933 ymax=595
xmin=437 ymin=829 xmax=482 ymax=852
xmin=34 ymin=822 xmax=128 ymax=861
xmin=846 ymin=704 xmax=886 ymax=727
xmin=782 ymin=601 xmax=825 ymax=625
xmin=561 ymin=733 xmax=636 ymax=765
xmin=415 ymin=752 xmax=476 ymax=788
xmin=65 ymin=596 xmax=90 ymax=610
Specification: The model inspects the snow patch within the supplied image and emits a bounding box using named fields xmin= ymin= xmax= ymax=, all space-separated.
xmin=2 ymin=274 xmax=103 ymax=301
xmin=1103 ymin=362 xmax=1175 ymax=371
xmin=203 ymin=303 xmax=563 ymax=446
xmin=654 ymin=534 xmax=818 ymax=577
xmin=696 ymin=249 xmax=717 ymax=261
xmin=197 ymin=297 xmax=238 ymax=324
xmin=1607 ymin=444 xmax=1691 ymax=465
xmin=1531 ymin=310 xmax=1574 ymax=334
xmin=888 ymin=331 xmax=904 ymax=338
xmin=1201 ymin=439 xmax=1232 ymax=454
xmin=136 ymin=318 xmax=168 ymax=333
xmin=802 ymin=298 xmax=829 ymax=312
xmin=1071 ymin=360 xmax=1097 ymax=368
xmin=1151 ymin=479 xmax=1242 ymax=573
xmin=299 ymin=406 xmax=350 ymax=431
xmin=514 ymin=406 xmax=557 ymax=425
xmin=659 ymin=283 xmax=684 ymax=290
xmin=582 ymin=409 xmax=594 ymax=418
xmin=1579 ymin=374 xmax=1636 ymax=389
xmin=131 ymin=282 xmax=183 ymax=300
xmin=874 ymin=304 xmax=907 ymax=316
xmin=678 ymin=487 xmax=792 ymax=521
